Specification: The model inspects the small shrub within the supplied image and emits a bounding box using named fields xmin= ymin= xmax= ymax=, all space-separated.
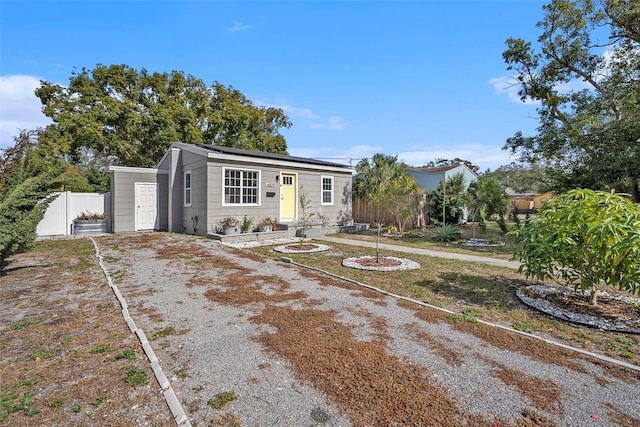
xmin=107 ymin=350 xmax=136 ymax=361
xmin=433 ymin=224 xmax=461 ymax=242
xmin=72 ymin=405 xmax=81 ymax=413
xmin=30 ymin=348 xmax=55 ymax=360
xmin=10 ymin=318 xmax=42 ymax=330
xmin=50 ymin=398 xmax=64 ymax=408
xmin=122 ymin=365 xmax=148 ymax=387
xmin=448 ymin=309 xmax=477 ymax=323
xmin=92 ymin=395 xmax=107 ymax=407
xmin=150 ymin=327 xmax=174 ymax=341
xmin=90 ymin=343 xmax=111 ymax=354
xmin=208 ymin=391 xmax=238 ymax=410
xmin=512 ymin=322 xmax=534 ymax=334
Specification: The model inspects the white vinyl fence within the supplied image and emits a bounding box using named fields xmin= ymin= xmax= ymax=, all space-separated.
xmin=36 ymin=192 xmax=111 ymax=236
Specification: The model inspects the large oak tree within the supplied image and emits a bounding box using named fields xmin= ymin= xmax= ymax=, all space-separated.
xmin=35 ymin=64 xmax=292 ymax=168
xmin=503 ymin=0 xmax=640 ymax=201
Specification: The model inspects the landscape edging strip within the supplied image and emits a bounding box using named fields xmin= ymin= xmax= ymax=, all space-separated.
xmin=89 ymin=238 xmax=192 ymax=427
xmin=281 ymin=257 xmax=640 ymax=373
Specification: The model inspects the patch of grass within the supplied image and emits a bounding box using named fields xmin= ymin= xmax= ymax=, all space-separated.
xmin=30 ymin=347 xmax=56 ymax=360
xmin=447 ymin=309 xmax=477 ymax=323
xmin=150 ymin=327 xmax=174 ymax=341
xmin=512 ymin=322 xmax=535 ymax=334
xmin=208 ymin=391 xmax=238 ymax=410
xmin=122 ymin=365 xmax=148 ymax=387
xmin=50 ymin=398 xmax=64 ymax=408
xmin=90 ymin=343 xmax=111 ymax=354
xmin=0 ymin=380 xmax=39 ymax=420
xmin=92 ymin=395 xmax=107 ymax=407
xmin=9 ymin=318 xmax=42 ymax=330
xmin=72 ymin=405 xmax=81 ymax=413
xmin=107 ymin=349 xmax=137 ymax=361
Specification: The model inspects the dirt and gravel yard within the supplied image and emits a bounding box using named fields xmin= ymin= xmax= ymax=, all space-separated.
xmin=1 ymin=232 xmax=639 ymax=426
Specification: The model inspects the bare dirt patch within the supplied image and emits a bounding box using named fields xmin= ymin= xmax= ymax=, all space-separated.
xmin=0 ymin=239 xmax=172 ymax=426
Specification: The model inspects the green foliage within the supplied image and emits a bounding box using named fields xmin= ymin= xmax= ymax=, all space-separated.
xmin=492 ymin=161 xmax=553 ymax=194
xmin=92 ymin=395 xmax=107 ymax=407
xmin=106 ymin=350 xmax=137 ymax=361
xmin=240 ymin=215 xmax=253 ymax=233
xmin=122 ymin=365 xmax=148 ymax=386
xmin=431 ymin=172 xmax=467 ymax=224
xmin=432 ymin=224 xmax=462 ymax=242
xmin=0 ymin=130 xmax=98 ymax=270
xmin=0 ymin=379 xmax=39 ymax=421
xmin=297 ymin=186 xmax=315 ymax=245
xmin=447 ymin=309 xmax=477 ymax=323
xmin=512 ymin=189 xmax=640 ymax=303
xmin=354 ymin=154 xmax=420 ymax=231
xmin=512 ymin=322 xmax=535 ymax=334
xmin=503 ymin=0 xmax=640 ymax=202
xmin=208 ymin=391 xmax=238 ymax=410
xmin=10 ymin=318 xmax=42 ymax=330
xmin=35 ymin=64 xmax=292 ymax=168
xmin=90 ymin=343 xmax=111 ymax=354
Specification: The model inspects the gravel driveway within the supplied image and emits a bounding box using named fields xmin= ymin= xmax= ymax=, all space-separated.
xmin=96 ymin=233 xmax=639 ymax=426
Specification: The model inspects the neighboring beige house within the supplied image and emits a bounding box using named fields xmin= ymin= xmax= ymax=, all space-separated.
xmin=109 ymin=142 xmax=353 ymax=236
xmin=507 ymin=190 xmax=555 ymax=213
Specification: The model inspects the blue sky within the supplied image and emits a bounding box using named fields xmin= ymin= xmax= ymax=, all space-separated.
xmin=1 ymin=0 xmax=546 ymax=171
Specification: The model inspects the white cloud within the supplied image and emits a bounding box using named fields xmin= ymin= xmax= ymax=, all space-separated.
xmin=0 ymin=74 xmax=52 ymax=148
xmin=268 ymin=103 xmax=319 ymax=119
xmin=488 ymin=75 xmax=539 ymax=105
xmin=310 ymin=116 xmax=346 ymax=131
xmin=228 ymin=20 xmax=253 ymax=32
xmin=398 ymin=143 xmax=516 ymax=172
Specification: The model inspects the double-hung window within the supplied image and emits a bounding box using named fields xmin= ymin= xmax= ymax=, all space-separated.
xmin=184 ymin=171 xmax=192 ymax=206
xmin=224 ymin=168 xmax=259 ymax=205
xmin=321 ymin=175 xmax=334 ymax=205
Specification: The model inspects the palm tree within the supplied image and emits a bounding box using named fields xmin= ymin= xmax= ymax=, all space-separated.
xmin=354 ymin=154 xmax=420 ymax=259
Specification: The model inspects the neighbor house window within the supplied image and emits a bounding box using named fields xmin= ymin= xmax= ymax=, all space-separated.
xmin=184 ymin=171 xmax=192 ymax=206
xmin=223 ymin=168 xmax=259 ymax=205
xmin=321 ymin=176 xmax=334 ymax=205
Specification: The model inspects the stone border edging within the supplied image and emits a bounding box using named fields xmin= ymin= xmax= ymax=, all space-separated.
xmin=89 ymin=238 xmax=192 ymax=427
xmin=279 ymin=256 xmax=640 ymax=373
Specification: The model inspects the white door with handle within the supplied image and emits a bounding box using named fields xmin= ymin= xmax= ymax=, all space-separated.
xmin=135 ymin=183 xmax=158 ymax=231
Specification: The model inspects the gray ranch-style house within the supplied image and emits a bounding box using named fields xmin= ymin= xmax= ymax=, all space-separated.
xmin=108 ymin=143 xmax=353 ymax=237
xmin=405 ymin=163 xmax=478 ymax=193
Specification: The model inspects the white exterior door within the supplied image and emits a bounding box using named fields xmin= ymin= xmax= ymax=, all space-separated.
xmin=135 ymin=183 xmax=158 ymax=231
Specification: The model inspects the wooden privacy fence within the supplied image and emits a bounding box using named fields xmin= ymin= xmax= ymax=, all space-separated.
xmin=352 ymin=194 xmax=431 ymax=229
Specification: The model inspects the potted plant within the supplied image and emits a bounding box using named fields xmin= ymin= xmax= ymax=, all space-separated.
xmin=218 ymin=216 xmax=239 ymax=235
xmin=73 ymin=211 xmax=108 ymax=235
xmin=257 ymin=217 xmax=277 ymax=232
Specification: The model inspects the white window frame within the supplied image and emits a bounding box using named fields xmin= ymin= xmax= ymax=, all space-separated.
xmin=222 ymin=167 xmax=261 ymax=206
xmin=184 ymin=170 xmax=192 ymax=207
xmin=321 ymin=175 xmax=334 ymax=206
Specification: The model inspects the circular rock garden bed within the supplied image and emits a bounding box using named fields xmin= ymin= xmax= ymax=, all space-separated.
xmin=273 ymin=243 xmax=331 ymax=254
xmin=342 ymin=256 xmax=421 ymax=271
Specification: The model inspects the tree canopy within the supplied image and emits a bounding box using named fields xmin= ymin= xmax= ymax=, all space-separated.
xmin=0 ymin=130 xmax=94 ymax=269
xmin=491 ymin=162 xmax=553 ymax=194
xmin=35 ymin=64 xmax=292 ymax=168
xmin=422 ymin=158 xmax=480 ymax=175
xmin=502 ymin=0 xmax=640 ymax=201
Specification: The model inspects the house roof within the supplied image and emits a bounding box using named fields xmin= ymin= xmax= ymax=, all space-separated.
xmin=407 ymin=164 xmax=475 ymax=175
xmin=193 ymin=143 xmax=351 ymax=169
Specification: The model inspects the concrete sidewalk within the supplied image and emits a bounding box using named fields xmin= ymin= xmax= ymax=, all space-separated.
xmin=319 ymin=235 xmax=522 ymax=269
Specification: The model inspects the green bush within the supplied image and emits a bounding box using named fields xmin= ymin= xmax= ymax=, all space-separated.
xmin=0 ymin=176 xmax=59 ymax=270
xmin=512 ymin=189 xmax=640 ymax=305
xmin=432 ymin=224 xmax=461 ymax=242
